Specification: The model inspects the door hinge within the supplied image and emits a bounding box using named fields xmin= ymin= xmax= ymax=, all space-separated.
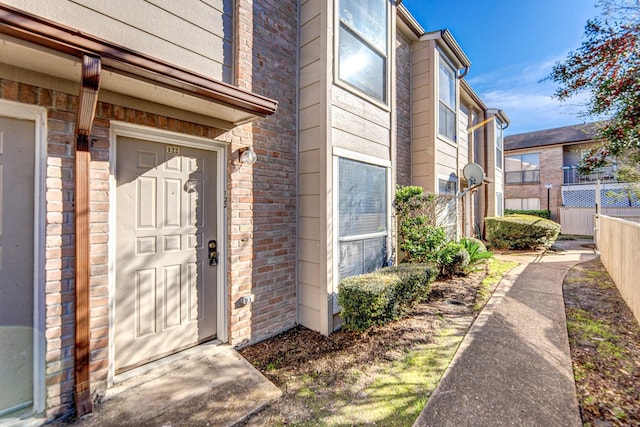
xmin=224 ymin=192 xmax=228 ymax=209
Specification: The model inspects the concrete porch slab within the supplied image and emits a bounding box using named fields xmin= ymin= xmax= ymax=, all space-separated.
xmin=69 ymin=342 xmax=281 ymax=427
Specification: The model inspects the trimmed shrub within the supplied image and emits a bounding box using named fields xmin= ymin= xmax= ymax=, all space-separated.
xmin=338 ymin=264 xmax=437 ymax=331
xmin=504 ymin=209 xmax=551 ymax=219
xmin=436 ymin=242 xmax=470 ymax=278
xmin=485 ymin=214 xmax=561 ymax=250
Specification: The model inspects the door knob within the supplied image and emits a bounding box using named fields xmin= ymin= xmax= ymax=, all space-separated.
xmin=208 ymin=240 xmax=218 ymax=266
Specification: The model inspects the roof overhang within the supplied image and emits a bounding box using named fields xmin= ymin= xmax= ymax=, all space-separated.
xmin=0 ymin=4 xmax=278 ymax=129
xmin=396 ymin=4 xmax=424 ymax=41
xmin=420 ymin=29 xmax=471 ymax=69
xmin=487 ymin=108 xmax=510 ymax=126
xmin=460 ymin=79 xmax=487 ymax=111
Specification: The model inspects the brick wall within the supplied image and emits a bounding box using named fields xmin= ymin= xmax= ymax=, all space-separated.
xmin=504 ymin=146 xmax=564 ymax=220
xmin=0 ymin=0 xmax=299 ymax=420
xmin=396 ymin=30 xmax=412 ymax=187
xmin=0 ymin=79 xmax=219 ymax=419
xmin=229 ymin=0 xmax=298 ymax=346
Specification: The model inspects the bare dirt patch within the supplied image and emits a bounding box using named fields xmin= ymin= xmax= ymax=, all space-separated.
xmin=239 ymin=261 xmax=513 ymax=426
xmin=564 ymin=258 xmax=640 ymax=426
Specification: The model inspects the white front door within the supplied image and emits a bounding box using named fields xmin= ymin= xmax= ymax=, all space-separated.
xmin=115 ymin=136 xmax=218 ymax=373
xmin=0 ymin=117 xmax=35 ymax=417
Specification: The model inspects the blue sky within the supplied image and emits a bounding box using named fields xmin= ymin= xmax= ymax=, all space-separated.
xmin=402 ymin=0 xmax=601 ymax=135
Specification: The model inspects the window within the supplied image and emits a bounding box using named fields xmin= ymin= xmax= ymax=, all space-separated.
xmin=505 ymin=153 xmax=540 ymax=184
xmin=505 ymin=198 xmax=541 ymax=210
xmin=338 ymin=158 xmax=388 ymax=279
xmin=438 ymin=179 xmax=457 ymax=238
xmin=438 ymin=56 xmax=456 ymax=141
xmin=495 ymin=121 xmax=503 ymax=170
xmin=338 ymin=0 xmax=387 ymax=102
xmin=496 ymin=192 xmax=504 ymax=216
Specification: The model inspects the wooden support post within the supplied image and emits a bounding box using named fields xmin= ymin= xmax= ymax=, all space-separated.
xmin=74 ymin=54 xmax=100 ymax=417
xmin=74 ymin=137 xmax=92 ymax=416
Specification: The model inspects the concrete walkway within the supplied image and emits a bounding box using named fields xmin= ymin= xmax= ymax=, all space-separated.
xmin=415 ymin=239 xmax=597 ymax=427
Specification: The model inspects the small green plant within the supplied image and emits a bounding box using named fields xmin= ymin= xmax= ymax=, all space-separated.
xmin=460 ymin=237 xmax=493 ymax=272
xmin=436 ymin=242 xmax=470 ymax=278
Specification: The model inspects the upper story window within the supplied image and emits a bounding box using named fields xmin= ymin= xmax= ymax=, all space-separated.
xmin=338 ymin=0 xmax=388 ymax=103
xmin=505 ymin=153 xmax=540 ymax=184
xmin=438 ymin=55 xmax=457 ymax=141
xmin=495 ymin=121 xmax=504 ymax=170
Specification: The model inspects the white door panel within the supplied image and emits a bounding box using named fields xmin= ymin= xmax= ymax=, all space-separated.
xmin=115 ymin=137 xmax=217 ymax=373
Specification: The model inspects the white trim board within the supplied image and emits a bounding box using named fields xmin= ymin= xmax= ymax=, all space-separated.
xmin=0 ymin=99 xmax=47 ymax=420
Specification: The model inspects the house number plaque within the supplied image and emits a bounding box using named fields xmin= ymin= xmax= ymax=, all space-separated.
xmin=166 ymin=145 xmax=181 ymax=155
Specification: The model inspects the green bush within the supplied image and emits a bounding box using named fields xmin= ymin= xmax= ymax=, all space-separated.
xmin=399 ymin=218 xmax=447 ymax=262
xmin=394 ymin=185 xmax=451 ymax=263
xmin=338 ymin=264 xmax=437 ymax=331
xmin=504 ymin=209 xmax=551 ymax=219
xmin=460 ymin=237 xmax=493 ymax=272
xmin=436 ymin=242 xmax=470 ymax=278
xmin=485 ymin=214 xmax=561 ymax=250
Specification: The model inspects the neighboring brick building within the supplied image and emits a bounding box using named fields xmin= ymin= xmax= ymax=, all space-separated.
xmin=0 ymin=1 xmax=507 ymax=424
xmin=504 ymin=122 xmax=620 ymax=222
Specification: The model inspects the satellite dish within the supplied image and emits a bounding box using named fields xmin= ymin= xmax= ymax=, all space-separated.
xmin=463 ymin=163 xmax=485 ymax=186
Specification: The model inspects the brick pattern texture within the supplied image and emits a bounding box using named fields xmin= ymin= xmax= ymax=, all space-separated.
xmin=0 ymin=0 xmax=298 ymax=421
xmin=504 ymin=146 xmax=564 ymax=220
xmin=229 ymin=0 xmax=298 ymax=345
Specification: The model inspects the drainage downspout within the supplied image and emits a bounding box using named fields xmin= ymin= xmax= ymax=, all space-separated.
xmin=454 ymin=67 xmax=468 ymax=239
xmin=74 ymin=54 xmax=101 ymax=417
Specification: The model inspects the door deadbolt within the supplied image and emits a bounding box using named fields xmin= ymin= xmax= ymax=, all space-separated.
xmin=208 ymin=240 xmax=218 ymax=266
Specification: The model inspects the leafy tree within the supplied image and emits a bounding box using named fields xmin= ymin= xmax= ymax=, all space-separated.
xmin=547 ymin=0 xmax=640 ymax=169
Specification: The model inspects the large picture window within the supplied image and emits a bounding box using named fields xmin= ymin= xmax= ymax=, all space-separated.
xmin=505 ymin=153 xmax=540 ymax=184
xmin=505 ymin=198 xmax=541 ymax=210
xmin=338 ymin=157 xmax=388 ymax=279
xmin=438 ymin=56 xmax=457 ymax=141
xmin=338 ymin=0 xmax=387 ymax=103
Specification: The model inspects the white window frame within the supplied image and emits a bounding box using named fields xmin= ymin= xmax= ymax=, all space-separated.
xmin=437 ymin=176 xmax=459 ymax=239
xmin=505 ymin=153 xmax=540 ymax=184
xmin=0 ymin=99 xmax=47 ymax=419
xmin=438 ymin=51 xmax=457 ymax=143
xmin=505 ymin=197 xmax=541 ymax=210
xmin=336 ymin=0 xmax=390 ymax=105
xmin=495 ymin=121 xmax=504 ymax=170
xmin=332 ymin=148 xmax=392 ymax=314
xmin=496 ymin=191 xmax=504 ymax=216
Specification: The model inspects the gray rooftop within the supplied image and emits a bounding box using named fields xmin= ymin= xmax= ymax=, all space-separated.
xmin=504 ymin=122 xmax=602 ymax=151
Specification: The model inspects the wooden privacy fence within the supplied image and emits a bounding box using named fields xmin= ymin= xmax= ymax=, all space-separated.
xmin=560 ymin=207 xmax=640 ymax=236
xmin=596 ymin=215 xmax=640 ymax=324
